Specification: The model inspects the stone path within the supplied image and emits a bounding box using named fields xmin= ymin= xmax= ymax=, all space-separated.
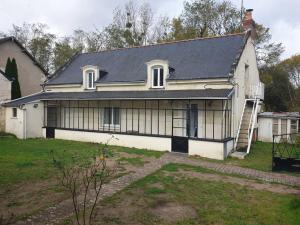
xmin=17 ymin=153 xmax=300 ymax=225
xmin=164 ymin=153 xmax=300 ymax=187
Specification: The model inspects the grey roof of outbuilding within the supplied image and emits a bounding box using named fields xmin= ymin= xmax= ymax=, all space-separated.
xmin=258 ymin=112 xmax=300 ymax=119
xmin=2 ymin=89 xmax=233 ymax=107
xmin=46 ymin=33 xmax=247 ymax=85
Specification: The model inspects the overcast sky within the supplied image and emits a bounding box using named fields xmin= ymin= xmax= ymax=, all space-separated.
xmin=0 ymin=0 xmax=299 ymax=60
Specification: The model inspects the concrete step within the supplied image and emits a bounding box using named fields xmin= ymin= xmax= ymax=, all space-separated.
xmin=231 ymin=151 xmax=248 ymax=159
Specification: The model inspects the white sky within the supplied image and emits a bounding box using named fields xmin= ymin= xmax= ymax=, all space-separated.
xmin=0 ymin=0 xmax=299 ymax=59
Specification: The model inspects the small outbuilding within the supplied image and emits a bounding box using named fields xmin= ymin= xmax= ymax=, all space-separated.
xmin=258 ymin=112 xmax=300 ymax=142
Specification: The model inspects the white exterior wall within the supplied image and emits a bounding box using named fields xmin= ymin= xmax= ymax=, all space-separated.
xmin=5 ymin=107 xmax=25 ymax=138
xmin=231 ymin=38 xmax=261 ymax=138
xmin=257 ymin=117 xmax=273 ymax=142
xmin=51 ymin=129 xmax=171 ymax=152
xmin=5 ymin=101 xmax=44 ymax=139
xmin=189 ymin=139 xmax=233 ymax=160
xmin=0 ymin=74 xmax=11 ymax=131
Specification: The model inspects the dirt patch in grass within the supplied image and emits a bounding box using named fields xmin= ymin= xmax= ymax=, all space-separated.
xmin=0 ymin=178 xmax=67 ymax=220
xmin=172 ymin=170 xmax=300 ymax=195
xmin=150 ymin=201 xmax=197 ymax=222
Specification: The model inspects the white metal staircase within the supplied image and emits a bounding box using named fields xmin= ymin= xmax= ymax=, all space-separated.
xmin=232 ymin=83 xmax=263 ymax=158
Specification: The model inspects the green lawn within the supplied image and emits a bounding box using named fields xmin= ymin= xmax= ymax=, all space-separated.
xmin=226 ymin=141 xmax=274 ymax=171
xmin=87 ymin=163 xmax=300 ymax=225
xmin=0 ymin=137 xmax=164 ymax=187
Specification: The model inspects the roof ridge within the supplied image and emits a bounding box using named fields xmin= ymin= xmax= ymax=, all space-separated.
xmin=80 ymin=32 xmax=246 ymax=55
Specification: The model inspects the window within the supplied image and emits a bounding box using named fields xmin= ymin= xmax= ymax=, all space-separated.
xmin=291 ymin=120 xmax=298 ymax=133
xmin=12 ymin=108 xmax=17 ymax=118
xmin=272 ymin=119 xmax=278 ymax=135
xmin=104 ymin=107 xmax=120 ymax=126
xmin=152 ymin=67 xmax=164 ymax=88
xmin=86 ymin=71 xmax=95 ymax=89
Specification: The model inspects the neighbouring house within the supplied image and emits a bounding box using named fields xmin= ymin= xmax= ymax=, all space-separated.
xmin=258 ymin=112 xmax=300 ymax=142
xmin=2 ymin=10 xmax=265 ymax=160
xmin=0 ymin=36 xmax=48 ymax=132
xmin=0 ymin=69 xmax=12 ymax=131
xmin=0 ymin=37 xmax=48 ymax=96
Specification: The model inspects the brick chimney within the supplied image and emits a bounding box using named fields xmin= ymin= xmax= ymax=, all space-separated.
xmin=243 ymin=9 xmax=257 ymax=41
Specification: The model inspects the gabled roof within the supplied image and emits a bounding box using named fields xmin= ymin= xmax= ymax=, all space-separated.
xmin=2 ymin=88 xmax=233 ymax=107
xmin=0 ymin=69 xmax=12 ymax=81
xmin=46 ymin=33 xmax=248 ymax=85
xmin=0 ymin=36 xmax=48 ymax=75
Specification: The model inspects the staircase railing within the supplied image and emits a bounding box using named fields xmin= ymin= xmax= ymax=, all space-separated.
xmin=246 ymin=98 xmax=260 ymax=154
xmin=234 ymin=83 xmax=262 ymax=153
xmin=234 ymin=99 xmax=247 ymax=150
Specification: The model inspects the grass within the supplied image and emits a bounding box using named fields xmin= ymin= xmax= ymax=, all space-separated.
xmin=118 ymin=157 xmax=146 ymax=167
xmin=111 ymin=146 xmax=165 ymax=158
xmin=0 ymin=137 xmax=164 ymax=187
xmin=93 ymin=163 xmax=300 ymax=225
xmin=226 ymin=141 xmax=274 ymax=171
xmin=0 ymin=138 xmax=100 ymax=187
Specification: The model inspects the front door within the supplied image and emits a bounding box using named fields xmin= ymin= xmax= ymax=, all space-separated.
xmin=187 ymin=104 xmax=198 ymax=137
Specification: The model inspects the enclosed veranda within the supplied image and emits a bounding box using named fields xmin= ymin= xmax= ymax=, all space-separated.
xmin=43 ymin=96 xmax=233 ymax=158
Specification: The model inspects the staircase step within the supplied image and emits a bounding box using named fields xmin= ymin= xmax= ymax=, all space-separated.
xmin=231 ymin=151 xmax=248 ymax=159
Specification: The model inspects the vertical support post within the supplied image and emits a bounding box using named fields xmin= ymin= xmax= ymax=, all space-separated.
xmin=88 ymin=101 xmax=90 ymax=130
xmin=221 ymin=100 xmax=224 ymax=140
xmin=164 ymin=108 xmax=167 ymax=136
xmin=77 ymin=101 xmax=79 ymax=129
xmin=144 ymin=100 xmax=147 ymax=134
xmin=138 ymin=108 xmax=140 ymax=134
xmin=157 ymin=100 xmax=160 ymax=135
xmin=93 ymin=103 xmax=95 ymax=131
xmin=98 ymin=101 xmax=100 ymax=131
xmin=109 ymin=100 xmax=111 ymax=132
xmin=68 ymin=100 xmax=71 ymax=129
xmin=119 ymin=100 xmax=122 ymax=133
xmin=204 ymin=100 xmax=207 ymax=139
xmin=131 ymin=100 xmax=134 ymax=133
xmin=171 ymin=108 xmax=174 ymax=136
xmin=213 ymin=110 xmax=215 ymax=140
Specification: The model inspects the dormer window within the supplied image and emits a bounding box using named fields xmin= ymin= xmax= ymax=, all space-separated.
xmin=146 ymin=59 xmax=168 ymax=89
xmin=81 ymin=65 xmax=99 ymax=90
xmin=86 ymin=71 xmax=95 ymax=89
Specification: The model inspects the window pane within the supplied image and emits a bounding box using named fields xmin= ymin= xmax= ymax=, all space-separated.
xmin=159 ymin=68 xmax=164 ymax=86
xmin=88 ymin=72 xmax=93 ymax=88
xmin=113 ymin=108 xmax=120 ymax=125
xmin=104 ymin=107 xmax=111 ymax=124
xmin=272 ymin=119 xmax=278 ymax=135
xmin=153 ymin=69 xmax=158 ymax=86
xmin=12 ymin=108 xmax=17 ymax=117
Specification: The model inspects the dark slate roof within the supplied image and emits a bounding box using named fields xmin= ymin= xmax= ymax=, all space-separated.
xmin=46 ymin=33 xmax=247 ymax=85
xmin=0 ymin=36 xmax=48 ymax=75
xmin=0 ymin=69 xmax=11 ymax=81
xmin=2 ymin=89 xmax=233 ymax=107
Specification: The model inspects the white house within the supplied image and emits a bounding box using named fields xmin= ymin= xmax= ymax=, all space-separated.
xmin=2 ymin=10 xmax=264 ymax=160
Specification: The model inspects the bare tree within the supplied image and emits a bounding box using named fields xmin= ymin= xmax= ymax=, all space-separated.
xmin=51 ymin=137 xmax=117 ymax=225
